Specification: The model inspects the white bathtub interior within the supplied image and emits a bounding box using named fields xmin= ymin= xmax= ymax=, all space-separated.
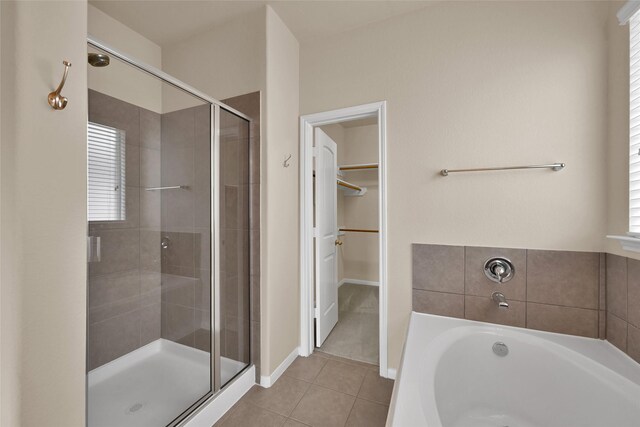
xmin=389 ymin=313 xmax=640 ymax=427
xmin=88 ymin=339 xmax=246 ymax=427
xmin=431 ymin=329 xmax=640 ymax=427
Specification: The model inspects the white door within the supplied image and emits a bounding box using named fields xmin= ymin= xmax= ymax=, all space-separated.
xmin=314 ymin=128 xmax=339 ymax=347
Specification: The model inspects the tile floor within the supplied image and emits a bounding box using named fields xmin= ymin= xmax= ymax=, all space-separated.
xmin=214 ymin=351 xmax=394 ymax=427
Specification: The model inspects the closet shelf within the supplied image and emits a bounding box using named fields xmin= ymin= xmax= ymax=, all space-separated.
xmin=339 ymin=163 xmax=378 ymax=171
xmin=337 ymin=178 xmax=367 ymax=196
xmin=339 ymin=228 xmax=379 ymax=233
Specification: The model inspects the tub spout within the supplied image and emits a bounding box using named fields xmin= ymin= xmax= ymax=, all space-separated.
xmin=492 ymin=292 xmax=509 ymax=309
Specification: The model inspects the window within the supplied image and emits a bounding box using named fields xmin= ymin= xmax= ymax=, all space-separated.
xmin=631 ymin=13 xmax=640 ymax=233
xmin=88 ymin=122 xmax=126 ymax=221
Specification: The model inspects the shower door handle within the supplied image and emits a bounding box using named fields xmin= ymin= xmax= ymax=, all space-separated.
xmin=87 ymin=236 xmax=101 ymax=263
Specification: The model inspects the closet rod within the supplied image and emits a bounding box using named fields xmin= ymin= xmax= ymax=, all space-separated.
xmin=339 ymin=228 xmax=379 ymax=233
xmin=339 ymin=163 xmax=378 ymax=171
xmin=337 ymin=179 xmax=362 ymax=192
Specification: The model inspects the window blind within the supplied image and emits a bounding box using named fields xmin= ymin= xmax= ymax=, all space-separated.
xmin=631 ymin=13 xmax=640 ymax=233
xmin=88 ymin=122 xmax=126 ymax=222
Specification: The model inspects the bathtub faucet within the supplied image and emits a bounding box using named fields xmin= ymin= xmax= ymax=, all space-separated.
xmin=491 ymin=291 xmax=509 ymax=309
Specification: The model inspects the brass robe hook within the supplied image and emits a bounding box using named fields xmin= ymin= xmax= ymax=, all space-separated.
xmin=48 ymin=60 xmax=71 ymax=110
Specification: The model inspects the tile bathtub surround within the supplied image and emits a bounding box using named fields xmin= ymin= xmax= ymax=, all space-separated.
xmin=605 ymin=254 xmax=640 ymax=364
xmin=412 ymin=244 xmax=604 ymax=338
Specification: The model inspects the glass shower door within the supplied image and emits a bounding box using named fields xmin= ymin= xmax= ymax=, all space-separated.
xmin=87 ymin=45 xmax=213 ymax=427
xmin=218 ymin=106 xmax=251 ymax=388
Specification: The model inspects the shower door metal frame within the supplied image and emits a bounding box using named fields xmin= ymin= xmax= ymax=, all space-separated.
xmin=86 ymin=35 xmax=253 ymax=427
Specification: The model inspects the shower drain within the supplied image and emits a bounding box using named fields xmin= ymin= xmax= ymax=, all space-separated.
xmin=125 ymin=402 xmax=144 ymax=415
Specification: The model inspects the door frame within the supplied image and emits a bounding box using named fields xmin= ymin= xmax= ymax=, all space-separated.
xmin=299 ymin=101 xmax=389 ymax=378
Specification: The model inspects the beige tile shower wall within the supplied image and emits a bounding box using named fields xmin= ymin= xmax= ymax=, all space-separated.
xmin=223 ymin=92 xmax=262 ymax=381
xmin=341 ymin=124 xmax=378 ymax=283
xmin=87 ymin=90 xmax=162 ymax=370
xmin=160 ymin=104 xmax=212 ymax=352
xmin=604 ymin=254 xmax=640 ymax=363
xmin=412 ymin=244 xmax=604 ymax=338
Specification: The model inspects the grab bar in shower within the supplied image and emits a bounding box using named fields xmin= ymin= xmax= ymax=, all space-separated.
xmin=144 ymin=185 xmax=190 ymax=191
xmin=440 ymin=162 xmax=565 ymax=176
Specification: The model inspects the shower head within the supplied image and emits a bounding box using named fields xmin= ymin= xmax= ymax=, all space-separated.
xmin=88 ymin=53 xmax=110 ymax=67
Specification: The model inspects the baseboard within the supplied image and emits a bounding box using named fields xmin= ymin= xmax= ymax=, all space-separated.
xmin=387 ymin=368 xmax=397 ymax=380
xmin=259 ymin=347 xmax=299 ymax=388
xmin=339 ymin=278 xmax=380 ymax=287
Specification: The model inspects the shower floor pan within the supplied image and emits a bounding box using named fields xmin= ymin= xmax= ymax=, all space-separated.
xmin=88 ymin=338 xmax=246 ymax=427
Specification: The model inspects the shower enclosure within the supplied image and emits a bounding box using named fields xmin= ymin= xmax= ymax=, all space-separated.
xmin=86 ymin=39 xmax=252 ymax=427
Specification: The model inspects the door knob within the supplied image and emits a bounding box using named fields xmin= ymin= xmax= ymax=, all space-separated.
xmin=335 ymin=239 xmax=343 ymax=246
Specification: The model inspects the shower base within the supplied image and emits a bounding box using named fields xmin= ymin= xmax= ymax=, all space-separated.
xmin=88 ymin=338 xmax=246 ymax=427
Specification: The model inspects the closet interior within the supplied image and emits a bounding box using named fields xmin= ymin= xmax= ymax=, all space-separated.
xmin=316 ymin=117 xmax=380 ymax=365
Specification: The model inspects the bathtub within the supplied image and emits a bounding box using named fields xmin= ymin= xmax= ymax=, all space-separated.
xmin=387 ymin=312 xmax=640 ymax=427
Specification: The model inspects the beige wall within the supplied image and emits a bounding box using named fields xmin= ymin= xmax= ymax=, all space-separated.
xmin=1 ymin=1 xmax=88 ymax=425
xmin=88 ymin=4 xmax=162 ymax=113
xmin=301 ymin=1 xmax=610 ymax=370
xmin=340 ymin=124 xmax=379 ymax=282
xmin=162 ymin=8 xmax=266 ymax=103
xmin=263 ymin=5 xmax=300 ymax=374
xmin=160 ymin=7 xmax=265 ymax=114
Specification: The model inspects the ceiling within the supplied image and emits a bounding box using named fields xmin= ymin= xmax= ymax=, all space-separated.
xmin=89 ymin=0 xmax=433 ymax=46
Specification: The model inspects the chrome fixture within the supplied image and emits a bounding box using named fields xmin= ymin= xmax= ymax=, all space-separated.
xmin=492 ymin=291 xmax=509 ymax=309
xmin=161 ymin=236 xmax=170 ymax=250
xmin=47 ymin=60 xmax=71 ymax=110
xmin=484 ymin=257 xmax=515 ymax=283
xmin=492 ymin=341 xmax=509 ymax=357
xmin=88 ymin=52 xmax=110 ymax=67
xmin=441 ymin=162 xmax=565 ymax=176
